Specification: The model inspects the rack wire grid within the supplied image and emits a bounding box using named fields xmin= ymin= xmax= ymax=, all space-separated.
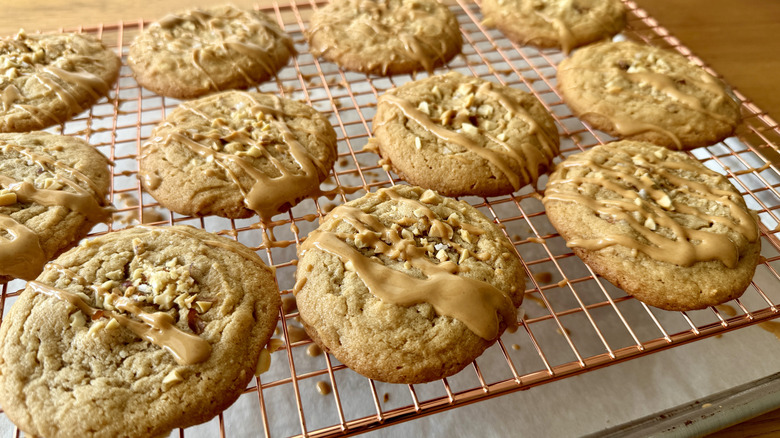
xmin=2 ymin=0 xmax=780 ymax=437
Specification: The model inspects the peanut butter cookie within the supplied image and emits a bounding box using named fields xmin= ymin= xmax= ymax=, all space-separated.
xmin=139 ymin=91 xmax=338 ymax=220
xmin=481 ymin=0 xmax=626 ymax=54
xmin=128 ymin=5 xmax=295 ymax=99
xmin=306 ymin=0 xmax=462 ymax=75
xmin=294 ymin=185 xmax=525 ymax=383
xmin=556 ymin=41 xmax=741 ymax=150
xmin=0 ymin=31 xmax=120 ymax=132
xmin=0 ymin=132 xmax=112 ymax=282
xmin=372 ymin=72 xmax=559 ymax=197
xmin=0 ymin=225 xmax=281 ymax=438
xmin=543 ymin=140 xmax=760 ymax=310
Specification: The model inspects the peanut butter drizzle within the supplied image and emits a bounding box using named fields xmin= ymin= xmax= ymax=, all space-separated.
xmin=1 ymin=37 xmax=110 ymax=118
xmin=562 ymin=63 xmax=734 ymax=149
xmin=0 ymin=216 xmax=46 ymax=280
xmin=477 ymin=82 xmax=559 ymax=180
xmin=732 ymin=162 xmax=772 ymax=176
xmin=156 ymin=94 xmax=331 ymax=220
xmin=533 ymin=12 xmax=576 ymax=54
xmin=624 ymin=72 xmax=733 ymax=123
xmin=398 ymin=33 xmax=436 ymax=74
xmin=14 ymin=104 xmax=60 ymax=126
xmin=6 ymin=142 xmax=106 ymax=196
xmin=150 ymin=7 xmax=295 ymax=92
xmin=316 ymin=380 xmax=332 ymax=395
xmin=43 ymin=66 xmax=111 ymax=98
xmin=32 ymin=65 xmax=111 ymax=112
xmin=380 ymin=96 xmax=519 ymax=187
xmin=381 ymin=81 xmax=557 ymax=191
xmin=0 ymin=142 xmax=111 ymax=279
xmin=759 ymin=321 xmax=780 ymax=341
xmin=143 ymin=172 xmax=162 ymax=190
xmin=0 ymin=142 xmax=112 ymax=221
xmin=308 ymin=0 xmax=449 ymax=75
xmin=29 ymin=280 xmax=211 ymax=365
xmin=582 ymin=112 xmax=683 ymax=149
xmin=35 ymin=74 xmax=80 ymax=109
xmin=259 ymin=224 xmax=295 ymax=249
xmin=716 ymin=304 xmax=737 ymax=317
xmin=310 ymin=184 xmax=364 ymax=201
xmin=222 ymin=41 xmax=279 ymax=78
xmin=543 ymin=144 xmax=758 ymax=268
xmin=190 ymin=48 xmax=220 ymax=91
xmin=0 ymin=178 xmax=107 ymax=222
xmin=298 ymin=192 xmax=516 ymax=340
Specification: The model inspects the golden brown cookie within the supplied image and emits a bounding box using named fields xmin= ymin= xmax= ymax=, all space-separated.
xmin=372 ymin=72 xmax=559 ymax=197
xmin=128 ymin=5 xmax=295 ymax=99
xmin=294 ymin=185 xmax=525 ymax=383
xmin=481 ymin=0 xmax=626 ymax=53
xmin=139 ymin=91 xmax=338 ymax=220
xmin=0 ymin=132 xmax=112 ymax=283
xmin=307 ymin=0 xmax=462 ymax=75
xmin=556 ymin=41 xmax=741 ymax=150
xmin=0 ymin=31 xmax=120 ymax=132
xmin=542 ymin=140 xmax=760 ymax=310
xmin=0 ymin=225 xmax=281 ymax=438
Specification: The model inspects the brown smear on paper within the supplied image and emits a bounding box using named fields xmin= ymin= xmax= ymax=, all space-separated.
xmin=716 ymin=304 xmax=738 ymax=317
xmin=286 ymin=325 xmax=311 ymax=343
xmin=533 ymin=272 xmax=553 ymax=284
xmin=306 ymin=343 xmax=323 ymax=357
xmin=526 ymin=294 xmax=547 ymax=308
xmin=759 ymin=321 xmax=780 ymax=340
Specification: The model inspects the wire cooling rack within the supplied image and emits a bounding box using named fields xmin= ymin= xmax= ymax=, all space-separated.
xmin=2 ymin=0 xmax=780 ymax=436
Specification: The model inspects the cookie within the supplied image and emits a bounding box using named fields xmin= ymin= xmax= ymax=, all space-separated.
xmin=0 ymin=225 xmax=281 ymax=438
xmin=556 ymin=41 xmax=741 ymax=150
xmin=542 ymin=140 xmax=760 ymax=311
xmin=0 ymin=31 xmax=120 ymax=132
xmin=481 ymin=0 xmax=626 ymax=54
xmin=128 ymin=5 xmax=295 ymax=99
xmin=306 ymin=0 xmax=462 ymax=75
xmin=294 ymin=185 xmax=524 ymax=383
xmin=0 ymin=132 xmax=112 ymax=282
xmin=372 ymin=72 xmax=559 ymax=197
xmin=139 ymin=91 xmax=338 ymax=220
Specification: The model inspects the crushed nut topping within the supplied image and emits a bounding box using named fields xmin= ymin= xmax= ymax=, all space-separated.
xmin=162 ymin=368 xmax=185 ymax=391
xmin=0 ymin=189 xmax=17 ymax=206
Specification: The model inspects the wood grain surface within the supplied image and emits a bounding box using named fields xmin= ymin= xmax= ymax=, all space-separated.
xmin=1 ymin=0 xmax=779 ymax=436
xmin=0 ymin=0 xmax=778 ymax=122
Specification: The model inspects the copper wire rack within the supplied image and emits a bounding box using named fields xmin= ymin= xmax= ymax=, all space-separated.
xmin=2 ymin=0 xmax=780 ymax=436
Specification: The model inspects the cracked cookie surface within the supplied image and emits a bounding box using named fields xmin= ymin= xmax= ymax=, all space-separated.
xmin=542 ymin=140 xmax=760 ymax=310
xmin=307 ymin=0 xmax=462 ymax=75
xmin=129 ymin=5 xmax=295 ymax=98
xmin=372 ymin=72 xmax=559 ymax=197
xmin=0 ymin=225 xmax=281 ymax=438
xmin=0 ymin=131 xmax=112 ymax=282
xmin=0 ymin=31 xmax=120 ymax=132
xmin=557 ymin=41 xmax=741 ymax=150
xmin=294 ymin=185 xmax=524 ymax=383
xmin=139 ymin=90 xmax=338 ymax=220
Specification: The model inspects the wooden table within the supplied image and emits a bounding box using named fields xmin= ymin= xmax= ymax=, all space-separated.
xmin=1 ymin=1 xmax=779 ymax=436
xmin=1 ymin=0 xmax=779 ymax=122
